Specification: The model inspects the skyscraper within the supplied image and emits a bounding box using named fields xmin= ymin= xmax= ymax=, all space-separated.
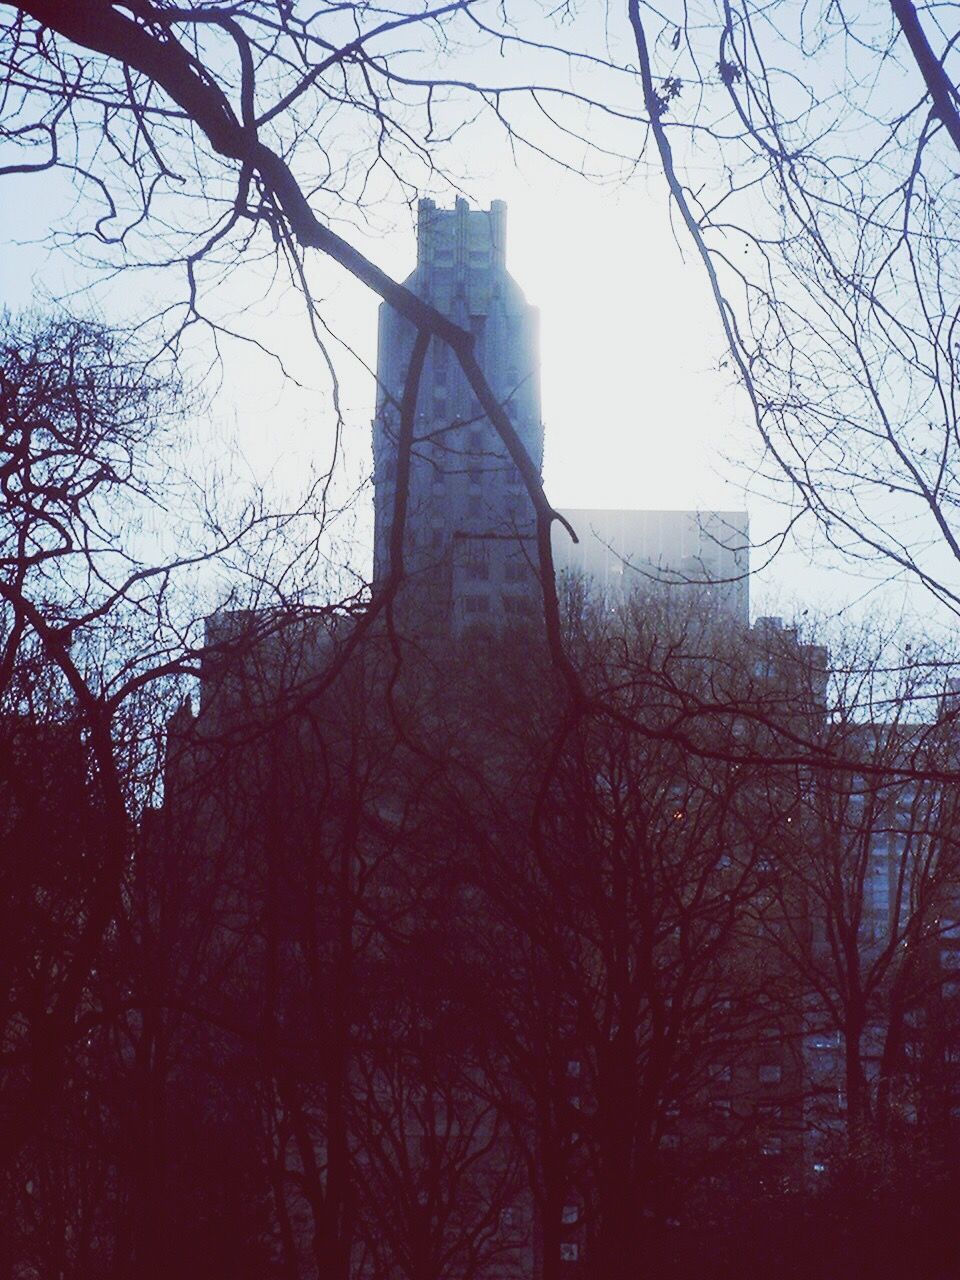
xmin=373 ymin=197 xmax=543 ymax=629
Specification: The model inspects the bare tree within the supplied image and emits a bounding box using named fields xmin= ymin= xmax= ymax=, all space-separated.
xmin=0 ymin=1 xmax=631 ymax=671
xmin=748 ymin=625 xmax=960 ymax=1169
xmin=626 ymin=0 xmax=960 ymax=611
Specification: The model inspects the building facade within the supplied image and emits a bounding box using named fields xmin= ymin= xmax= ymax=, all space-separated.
xmin=553 ymin=508 xmax=749 ymax=627
xmin=373 ymin=197 xmax=543 ymax=629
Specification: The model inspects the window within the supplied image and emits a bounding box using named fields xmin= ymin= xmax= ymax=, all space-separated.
xmin=468 ymin=466 xmax=482 ymax=488
xmin=465 ymin=559 xmax=489 ymax=581
xmin=560 ymin=1244 xmax=579 ymax=1262
xmin=467 ymin=496 xmax=483 ymax=517
xmin=567 ymin=1060 xmax=582 ymax=1078
xmin=431 ymin=528 xmax=444 ymax=550
xmin=761 ymin=1137 xmax=783 ymax=1156
xmin=712 ymin=1099 xmax=732 ymax=1118
xmin=463 ymin=595 xmax=490 ymax=615
xmin=562 ymin=1204 xmax=579 ymax=1226
xmin=661 ymin=1133 xmax=680 ymax=1149
xmin=759 ymin=1064 xmax=782 ymax=1084
xmin=505 ymin=559 xmax=527 ymax=584
xmin=500 ymin=1207 xmax=517 ymax=1230
xmin=709 ymin=1065 xmax=732 ymax=1084
xmin=808 ymin=1034 xmax=836 ymax=1052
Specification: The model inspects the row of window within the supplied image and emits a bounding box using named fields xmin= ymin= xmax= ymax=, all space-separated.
xmin=463 ymin=560 xmax=530 ymax=583
xmin=462 ymin=593 xmax=534 ymax=616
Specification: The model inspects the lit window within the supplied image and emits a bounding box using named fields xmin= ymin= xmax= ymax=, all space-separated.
xmin=808 ymin=1034 xmax=836 ymax=1052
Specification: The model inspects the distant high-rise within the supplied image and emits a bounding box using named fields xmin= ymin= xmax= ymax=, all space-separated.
xmin=373 ymin=197 xmax=542 ymax=628
xmin=552 ymin=508 xmax=750 ymax=626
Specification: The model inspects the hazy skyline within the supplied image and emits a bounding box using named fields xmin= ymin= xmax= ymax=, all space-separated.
xmin=0 ymin=80 xmax=938 ymax=632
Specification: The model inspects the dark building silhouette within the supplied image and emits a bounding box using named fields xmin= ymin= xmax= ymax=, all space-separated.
xmin=143 ymin=204 xmax=960 ymax=1280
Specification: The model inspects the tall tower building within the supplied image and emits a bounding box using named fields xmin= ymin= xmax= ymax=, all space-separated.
xmin=373 ymin=197 xmax=543 ymax=629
